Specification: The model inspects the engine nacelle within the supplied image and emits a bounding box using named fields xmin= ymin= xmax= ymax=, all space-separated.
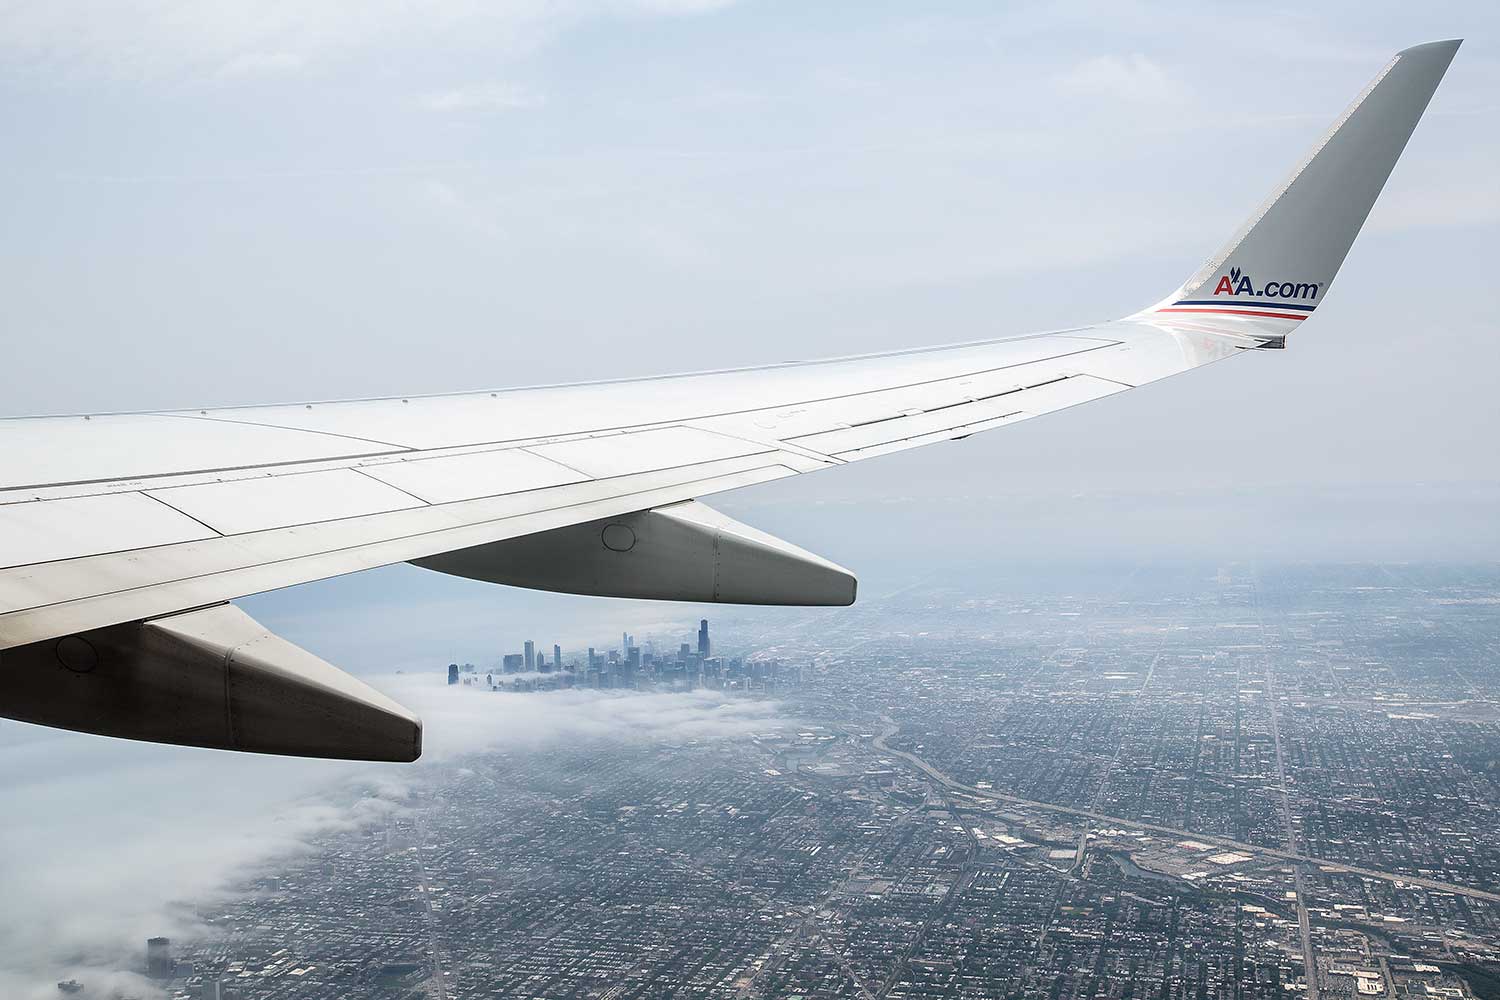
xmin=414 ymin=500 xmax=856 ymax=606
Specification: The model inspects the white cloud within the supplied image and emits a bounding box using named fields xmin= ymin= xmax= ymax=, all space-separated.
xmin=627 ymin=0 xmax=738 ymax=12
xmin=1058 ymin=53 xmax=1183 ymax=104
xmin=215 ymin=49 xmax=305 ymax=78
xmin=0 ymin=680 xmax=787 ymax=997
xmin=0 ymin=0 xmax=741 ymax=80
xmin=1369 ymin=171 xmax=1500 ymax=232
xmin=417 ymin=83 xmax=546 ymax=112
xmin=391 ymin=676 xmax=792 ymax=760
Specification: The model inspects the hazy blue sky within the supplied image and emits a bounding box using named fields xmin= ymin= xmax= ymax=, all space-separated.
xmin=1 ymin=3 xmax=1497 ymax=995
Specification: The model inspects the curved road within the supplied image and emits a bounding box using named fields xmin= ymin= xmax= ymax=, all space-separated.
xmin=869 ymin=720 xmax=1500 ymax=905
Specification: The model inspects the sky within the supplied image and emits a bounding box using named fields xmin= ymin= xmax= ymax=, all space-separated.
xmin=1 ymin=1 xmax=1497 ymax=995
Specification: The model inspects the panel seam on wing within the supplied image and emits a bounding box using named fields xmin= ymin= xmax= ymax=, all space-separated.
xmin=156 ymin=411 xmax=419 ymax=451
xmin=142 ymin=492 xmax=227 ymax=539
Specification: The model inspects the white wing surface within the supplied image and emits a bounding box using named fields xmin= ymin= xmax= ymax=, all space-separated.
xmin=0 ymin=41 xmax=1461 ymax=760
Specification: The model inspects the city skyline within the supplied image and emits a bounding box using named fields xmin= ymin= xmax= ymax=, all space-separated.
xmin=446 ymin=618 xmax=809 ymax=697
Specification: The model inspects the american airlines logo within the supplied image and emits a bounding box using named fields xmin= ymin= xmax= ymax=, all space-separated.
xmin=1213 ymin=266 xmax=1321 ymax=300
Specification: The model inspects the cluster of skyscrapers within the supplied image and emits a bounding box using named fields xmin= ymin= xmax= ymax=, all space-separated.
xmin=443 ymin=618 xmax=800 ymax=693
xmin=446 ymin=620 xmax=711 ymax=690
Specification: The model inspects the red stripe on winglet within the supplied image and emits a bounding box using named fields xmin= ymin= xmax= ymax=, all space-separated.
xmin=1156 ymin=307 xmax=1309 ymax=321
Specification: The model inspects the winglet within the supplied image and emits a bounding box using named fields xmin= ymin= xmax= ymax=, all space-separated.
xmin=1139 ymin=39 xmax=1461 ymax=338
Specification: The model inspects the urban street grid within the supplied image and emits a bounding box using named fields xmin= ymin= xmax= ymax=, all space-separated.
xmin=102 ymin=562 xmax=1500 ymax=1000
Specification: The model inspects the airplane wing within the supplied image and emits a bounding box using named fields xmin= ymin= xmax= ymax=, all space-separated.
xmin=0 ymin=40 xmax=1461 ymax=761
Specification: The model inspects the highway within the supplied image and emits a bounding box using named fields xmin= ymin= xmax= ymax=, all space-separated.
xmin=870 ymin=721 xmax=1500 ymax=905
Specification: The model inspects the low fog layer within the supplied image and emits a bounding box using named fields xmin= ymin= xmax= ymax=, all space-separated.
xmin=0 ymin=680 xmax=789 ymax=998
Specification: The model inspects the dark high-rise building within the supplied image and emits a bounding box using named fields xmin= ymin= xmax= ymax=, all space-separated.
xmin=554 ymin=644 xmax=562 ymax=670
xmin=146 ymin=936 xmax=172 ymax=978
xmin=697 ymin=619 xmax=710 ymax=659
xmin=447 ymin=663 xmax=460 ymax=686
xmin=502 ymin=653 xmax=524 ymax=673
xmin=625 ymin=646 xmax=641 ymax=687
xmin=587 ymin=647 xmax=597 ymax=670
xmin=524 ymin=640 xmax=535 ymax=671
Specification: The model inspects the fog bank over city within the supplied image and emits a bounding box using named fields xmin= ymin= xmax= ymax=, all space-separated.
xmin=0 ymin=675 xmax=790 ymax=998
xmin=9 ymin=561 xmax=1499 ymax=998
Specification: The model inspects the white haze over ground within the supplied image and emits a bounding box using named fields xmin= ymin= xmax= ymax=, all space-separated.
xmin=0 ymin=678 xmax=789 ymax=998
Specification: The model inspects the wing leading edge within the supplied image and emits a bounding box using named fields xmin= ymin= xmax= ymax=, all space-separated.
xmin=0 ymin=41 xmax=1461 ymax=759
